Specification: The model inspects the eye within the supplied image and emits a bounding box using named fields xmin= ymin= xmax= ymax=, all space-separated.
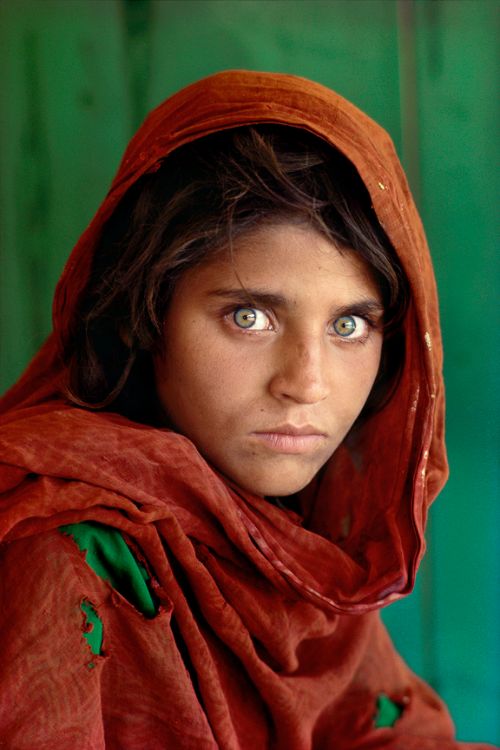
xmin=331 ymin=315 xmax=368 ymax=340
xmin=233 ymin=307 xmax=272 ymax=330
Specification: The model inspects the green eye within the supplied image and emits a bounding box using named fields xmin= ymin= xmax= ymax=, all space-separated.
xmin=333 ymin=315 xmax=357 ymax=337
xmin=233 ymin=307 xmax=271 ymax=331
xmin=233 ymin=308 xmax=258 ymax=329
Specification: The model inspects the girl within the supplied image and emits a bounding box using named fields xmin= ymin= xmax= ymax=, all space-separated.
xmin=0 ymin=70 xmax=493 ymax=749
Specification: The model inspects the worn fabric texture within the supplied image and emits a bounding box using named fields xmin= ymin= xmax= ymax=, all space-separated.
xmin=0 ymin=70 xmax=493 ymax=749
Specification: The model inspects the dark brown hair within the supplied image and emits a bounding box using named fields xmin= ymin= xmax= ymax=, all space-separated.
xmin=64 ymin=125 xmax=408 ymax=423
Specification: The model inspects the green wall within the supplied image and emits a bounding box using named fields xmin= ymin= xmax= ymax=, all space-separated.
xmin=1 ymin=1 xmax=498 ymax=743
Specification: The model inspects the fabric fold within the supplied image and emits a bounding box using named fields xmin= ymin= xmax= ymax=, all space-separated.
xmin=1 ymin=70 xmax=493 ymax=749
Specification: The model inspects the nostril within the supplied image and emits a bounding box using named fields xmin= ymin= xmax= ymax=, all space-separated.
xmin=269 ymin=369 xmax=329 ymax=405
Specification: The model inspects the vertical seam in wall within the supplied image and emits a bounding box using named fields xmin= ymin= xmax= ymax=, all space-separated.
xmin=397 ymin=0 xmax=436 ymax=688
xmin=121 ymin=0 xmax=154 ymax=131
xmin=397 ymin=0 xmax=422 ymax=208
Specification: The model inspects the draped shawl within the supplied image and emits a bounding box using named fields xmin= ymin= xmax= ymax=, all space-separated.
xmin=0 ymin=71 xmax=493 ymax=749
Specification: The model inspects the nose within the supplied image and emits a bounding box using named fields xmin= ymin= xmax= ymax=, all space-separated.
xmin=268 ymin=337 xmax=330 ymax=404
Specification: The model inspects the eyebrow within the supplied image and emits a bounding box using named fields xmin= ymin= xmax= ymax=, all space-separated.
xmin=207 ymin=288 xmax=385 ymax=316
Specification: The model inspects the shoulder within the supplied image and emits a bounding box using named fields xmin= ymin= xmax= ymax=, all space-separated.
xmin=0 ymin=528 xmax=108 ymax=746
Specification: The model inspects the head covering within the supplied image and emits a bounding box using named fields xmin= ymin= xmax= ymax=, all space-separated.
xmin=0 ymin=68 xmax=447 ymax=605
xmin=2 ymin=71 xmax=491 ymax=749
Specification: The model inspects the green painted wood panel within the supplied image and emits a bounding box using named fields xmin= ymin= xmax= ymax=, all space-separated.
xmin=0 ymin=1 xmax=497 ymax=744
xmin=0 ymin=0 xmax=132 ymax=387
xmin=414 ymin=1 xmax=499 ymax=741
xmin=148 ymin=0 xmax=402 ymax=148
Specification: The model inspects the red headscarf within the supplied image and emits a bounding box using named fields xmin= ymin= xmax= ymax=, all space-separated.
xmin=0 ymin=71 xmax=492 ymax=749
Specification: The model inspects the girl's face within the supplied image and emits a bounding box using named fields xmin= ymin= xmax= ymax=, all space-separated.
xmin=154 ymin=223 xmax=383 ymax=497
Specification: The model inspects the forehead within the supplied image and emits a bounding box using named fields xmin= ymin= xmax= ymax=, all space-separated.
xmin=180 ymin=222 xmax=382 ymax=305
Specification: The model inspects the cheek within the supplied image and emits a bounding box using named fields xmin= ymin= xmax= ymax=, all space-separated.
xmin=361 ymin=343 xmax=383 ymax=393
xmin=155 ymin=324 xmax=254 ymax=428
xmin=337 ymin=342 xmax=383 ymax=414
xmin=364 ymin=344 xmax=383 ymax=388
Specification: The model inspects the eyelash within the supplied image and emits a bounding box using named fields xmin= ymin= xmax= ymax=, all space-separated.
xmin=224 ymin=305 xmax=379 ymax=343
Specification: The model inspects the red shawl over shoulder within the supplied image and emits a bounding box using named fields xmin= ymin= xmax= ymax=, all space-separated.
xmin=0 ymin=71 xmax=493 ymax=749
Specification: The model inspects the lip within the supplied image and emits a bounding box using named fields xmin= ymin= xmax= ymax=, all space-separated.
xmin=251 ymin=424 xmax=327 ymax=454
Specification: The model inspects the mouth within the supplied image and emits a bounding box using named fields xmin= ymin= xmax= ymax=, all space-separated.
xmin=250 ymin=424 xmax=328 ymax=454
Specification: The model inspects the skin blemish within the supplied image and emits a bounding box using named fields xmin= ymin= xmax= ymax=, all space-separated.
xmin=424 ymin=331 xmax=432 ymax=351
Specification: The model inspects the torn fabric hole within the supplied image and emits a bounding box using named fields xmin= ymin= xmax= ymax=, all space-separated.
xmin=374 ymin=693 xmax=404 ymax=728
xmin=61 ymin=522 xmax=158 ymax=617
xmin=81 ymin=599 xmax=103 ymax=656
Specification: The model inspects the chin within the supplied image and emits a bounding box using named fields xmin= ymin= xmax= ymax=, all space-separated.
xmin=239 ymin=472 xmax=315 ymax=499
